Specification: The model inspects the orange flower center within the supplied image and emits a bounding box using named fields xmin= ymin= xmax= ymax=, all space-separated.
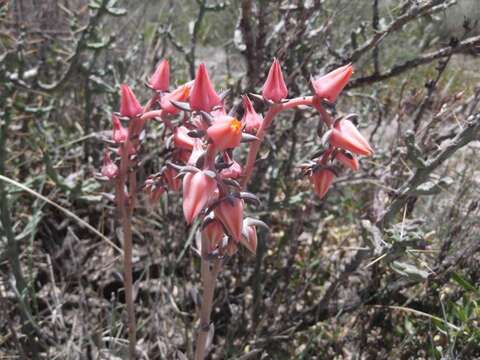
xmin=230 ymin=118 xmax=242 ymax=134
xmin=181 ymin=86 xmax=190 ymax=99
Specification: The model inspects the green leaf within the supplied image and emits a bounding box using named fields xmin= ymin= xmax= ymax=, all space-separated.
xmin=451 ymin=272 xmax=480 ymax=296
xmin=391 ymin=261 xmax=429 ymax=280
xmin=88 ymin=1 xmax=101 ymax=10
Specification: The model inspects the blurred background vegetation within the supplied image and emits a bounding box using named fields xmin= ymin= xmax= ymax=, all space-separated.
xmin=1 ymin=0 xmax=480 ymax=359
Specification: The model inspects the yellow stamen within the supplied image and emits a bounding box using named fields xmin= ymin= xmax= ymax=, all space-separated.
xmin=230 ymin=118 xmax=242 ymax=133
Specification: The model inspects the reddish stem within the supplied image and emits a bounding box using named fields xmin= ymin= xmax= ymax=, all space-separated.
xmin=194 ymin=235 xmax=222 ymax=360
xmin=115 ymin=95 xmax=157 ymax=359
xmin=195 ymin=95 xmax=324 ymax=358
xmin=115 ymin=142 xmax=136 ymax=359
xmin=240 ymin=96 xmax=314 ymax=189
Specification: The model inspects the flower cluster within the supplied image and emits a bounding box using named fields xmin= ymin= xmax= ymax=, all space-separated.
xmin=99 ymin=58 xmax=373 ymax=257
xmin=97 ymin=57 xmax=374 ymax=359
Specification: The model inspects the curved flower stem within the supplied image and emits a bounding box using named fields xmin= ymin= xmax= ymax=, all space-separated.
xmin=141 ymin=109 xmax=164 ymax=121
xmin=312 ymin=101 xmax=333 ymax=127
xmin=240 ymin=96 xmax=314 ymax=190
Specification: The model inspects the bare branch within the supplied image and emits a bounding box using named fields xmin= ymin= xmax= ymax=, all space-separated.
xmin=378 ymin=113 xmax=480 ymax=228
xmin=348 ymin=35 xmax=480 ymax=88
xmin=347 ymin=0 xmax=456 ymax=64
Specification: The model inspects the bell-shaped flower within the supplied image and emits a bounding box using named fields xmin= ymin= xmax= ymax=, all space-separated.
xmin=119 ymin=84 xmax=143 ymax=118
xmin=214 ymin=197 xmax=244 ymax=241
xmin=101 ymin=151 xmax=119 ymax=179
xmin=164 ymin=167 xmax=181 ymax=191
xmin=176 ymin=149 xmax=192 ymax=164
xmin=311 ymin=64 xmax=353 ymax=103
xmin=144 ymin=178 xmax=166 ymax=204
xmin=310 ymin=168 xmax=335 ymax=199
xmin=182 ymin=171 xmax=217 ymax=224
xmin=224 ymin=240 xmax=238 ymax=257
xmin=240 ymin=223 xmax=257 ymax=254
xmin=329 ymin=119 xmax=373 ymax=156
xmin=161 ymin=81 xmax=193 ymax=115
xmin=201 ymin=219 xmax=225 ymax=254
xmin=173 ymin=126 xmax=195 ymax=150
xmin=262 ymin=58 xmax=288 ymax=103
xmin=189 ymin=63 xmax=221 ymax=112
xmin=335 ymin=150 xmax=359 ymax=171
xmin=206 ymin=116 xmax=242 ymax=150
xmin=220 ymin=160 xmax=242 ymax=179
xmin=242 ymin=95 xmax=263 ymax=133
xmin=148 ymin=59 xmax=170 ymax=91
xmin=111 ymin=115 xmax=128 ymax=143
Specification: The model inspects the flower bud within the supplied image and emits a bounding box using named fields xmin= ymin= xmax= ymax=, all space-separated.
xmin=144 ymin=179 xmax=165 ymax=204
xmin=262 ymin=58 xmax=288 ymax=103
xmin=101 ymin=151 xmax=118 ymax=179
xmin=214 ymin=197 xmax=244 ymax=241
xmin=311 ymin=64 xmax=353 ymax=103
xmin=202 ymin=219 xmax=225 ymax=254
xmin=329 ymin=119 xmax=373 ymax=156
xmin=111 ymin=114 xmax=128 ymax=143
xmin=242 ymin=95 xmax=263 ymax=133
xmin=189 ymin=63 xmax=221 ymax=112
xmin=220 ymin=160 xmax=242 ymax=179
xmin=119 ymin=84 xmax=143 ymax=118
xmin=148 ymin=59 xmax=170 ymax=91
xmin=310 ymin=168 xmax=335 ymax=199
xmin=240 ymin=223 xmax=257 ymax=254
xmin=182 ymin=171 xmax=217 ymax=224
xmin=164 ymin=167 xmax=181 ymax=191
xmin=335 ymin=150 xmax=359 ymax=171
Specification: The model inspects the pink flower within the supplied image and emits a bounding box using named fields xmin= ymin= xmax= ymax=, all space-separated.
xmin=240 ymin=223 xmax=257 ymax=254
xmin=224 ymin=240 xmax=238 ymax=256
xmin=101 ymin=151 xmax=118 ymax=179
xmin=144 ymin=178 xmax=166 ymax=204
xmin=220 ymin=160 xmax=242 ymax=179
xmin=111 ymin=115 xmax=128 ymax=143
xmin=311 ymin=64 xmax=353 ymax=103
xmin=202 ymin=219 xmax=225 ymax=254
xmin=335 ymin=150 xmax=359 ymax=171
xmin=189 ymin=63 xmax=221 ymax=112
xmin=173 ymin=126 xmax=195 ymax=150
xmin=148 ymin=59 xmax=170 ymax=91
xmin=242 ymin=95 xmax=263 ymax=133
xmin=310 ymin=168 xmax=335 ymax=199
xmin=214 ymin=197 xmax=244 ymax=241
xmin=182 ymin=171 xmax=217 ymax=224
xmin=119 ymin=84 xmax=143 ymax=118
xmin=329 ymin=119 xmax=373 ymax=156
xmin=164 ymin=167 xmax=181 ymax=191
xmin=160 ymin=82 xmax=193 ymax=115
xmin=207 ymin=116 xmax=242 ymax=150
xmin=262 ymin=58 xmax=288 ymax=103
